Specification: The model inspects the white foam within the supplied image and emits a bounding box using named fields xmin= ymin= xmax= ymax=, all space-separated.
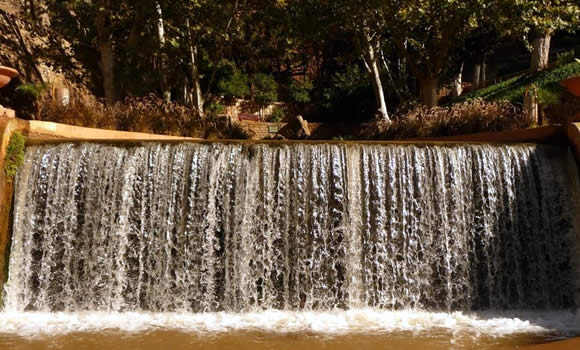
xmin=0 ymin=309 xmax=578 ymax=338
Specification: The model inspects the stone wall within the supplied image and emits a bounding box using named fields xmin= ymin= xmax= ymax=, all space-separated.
xmin=239 ymin=119 xmax=366 ymax=140
xmin=239 ymin=120 xmax=287 ymax=139
xmin=223 ymin=99 xmax=292 ymax=122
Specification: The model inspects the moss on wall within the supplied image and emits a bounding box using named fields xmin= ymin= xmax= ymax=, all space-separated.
xmin=4 ymin=132 xmax=25 ymax=179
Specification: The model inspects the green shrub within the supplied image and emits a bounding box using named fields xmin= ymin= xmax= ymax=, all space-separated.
xmin=4 ymin=132 xmax=26 ymax=179
xmin=268 ymin=106 xmax=286 ymax=122
xmin=289 ymin=78 xmax=313 ymax=104
xmin=252 ymin=74 xmax=278 ymax=104
xmin=206 ymin=101 xmax=226 ymax=115
xmin=15 ymin=83 xmax=47 ymax=99
xmin=557 ymin=50 xmax=576 ymax=65
xmin=217 ymin=61 xmax=250 ymax=101
xmin=321 ymin=65 xmax=375 ymax=119
xmin=537 ymin=85 xmax=562 ymax=106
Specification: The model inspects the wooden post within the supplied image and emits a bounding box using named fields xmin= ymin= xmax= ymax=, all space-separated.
xmin=524 ymin=89 xmax=538 ymax=125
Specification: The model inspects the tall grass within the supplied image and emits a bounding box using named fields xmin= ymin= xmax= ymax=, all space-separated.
xmin=362 ymin=99 xmax=533 ymax=140
xmin=37 ymin=95 xmax=250 ymax=139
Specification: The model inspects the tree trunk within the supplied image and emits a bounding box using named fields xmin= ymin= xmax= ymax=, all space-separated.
xmin=156 ymin=2 xmax=171 ymax=102
xmin=398 ymin=39 xmax=410 ymax=96
xmin=530 ymin=32 xmax=551 ymax=73
xmin=480 ymin=56 xmax=487 ymax=89
xmin=95 ymin=0 xmax=115 ymax=103
xmin=452 ymin=62 xmax=464 ymax=97
xmin=363 ymin=30 xmax=389 ymax=121
xmin=380 ymin=50 xmax=403 ymax=99
xmin=28 ymin=0 xmax=50 ymax=26
xmin=419 ymin=77 xmax=438 ymax=108
xmin=98 ymin=40 xmax=115 ymax=103
xmin=187 ymin=18 xmax=204 ymax=118
xmin=472 ymin=64 xmax=481 ymax=90
xmin=203 ymin=0 xmax=239 ymax=101
xmin=28 ymin=0 xmax=35 ymax=19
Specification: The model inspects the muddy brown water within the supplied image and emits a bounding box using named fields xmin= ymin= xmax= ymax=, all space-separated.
xmin=0 ymin=331 xmax=575 ymax=350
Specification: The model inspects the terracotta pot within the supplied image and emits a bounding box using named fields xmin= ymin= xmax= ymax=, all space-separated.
xmin=0 ymin=66 xmax=19 ymax=88
xmin=561 ymin=75 xmax=580 ymax=97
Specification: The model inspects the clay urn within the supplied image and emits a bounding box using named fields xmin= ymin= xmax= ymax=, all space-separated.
xmin=561 ymin=76 xmax=580 ymax=97
xmin=0 ymin=66 xmax=19 ymax=88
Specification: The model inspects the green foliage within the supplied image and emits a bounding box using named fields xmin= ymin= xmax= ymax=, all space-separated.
xmin=325 ymin=66 xmax=369 ymax=100
xmin=321 ymin=65 xmax=375 ymax=119
xmin=289 ymin=78 xmax=313 ymax=104
xmin=385 ymin=0 xmax=485 ymax=77
xmin=15 ymin=83 xmax=47 ymax=99
xmin=557 ymin=50 xmax=576 ymax=65
xmin=4 ymin=132 xmax=26 ymax=179
xmin=251 ymin=74 xmax=278 ymax=104
xmin=537 ymin=85 xmax=562 ymax=106
xmin=268 ymin=106 xmax=286 ymax=122
xmin=216 ymin=61 xmax=250 ymax=100
xmin=507 ymin=0 xmax=580 ymax=38
xmin=461 ymin=61 xmax=580 ymax=103
xmin=205 ymin=101 xmax=225 ymax=115
xmin=29 ymin=0 xmax=580 ymax=127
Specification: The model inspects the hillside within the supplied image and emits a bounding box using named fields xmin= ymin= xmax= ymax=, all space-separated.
xmin=460 ymin=61 xmax=580 ymax=104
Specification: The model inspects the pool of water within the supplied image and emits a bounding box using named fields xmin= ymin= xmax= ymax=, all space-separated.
xmin=0 ymin=330 xmax=565 ymax=350
xmin=0 ymin=310 xmax=578 ymax=349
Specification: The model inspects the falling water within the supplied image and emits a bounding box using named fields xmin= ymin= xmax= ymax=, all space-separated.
xmin=4 ymin=142 xmax=580 ymax=315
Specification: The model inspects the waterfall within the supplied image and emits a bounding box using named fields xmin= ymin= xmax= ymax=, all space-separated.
xmin=4 ymin=142 xmax=580 ymax=313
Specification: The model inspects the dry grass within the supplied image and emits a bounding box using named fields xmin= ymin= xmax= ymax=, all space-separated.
xmin=361 ymin=99 xmax=534 ymax=140
xmin=37 ymin=94 xmax=250 ymax=139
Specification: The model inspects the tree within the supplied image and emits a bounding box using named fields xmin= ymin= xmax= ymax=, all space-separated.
xmin=505 ymin=0 xmax=580 ymax=72
xmin=252 ymin=73 xmax=278 ymax=103
xmin=94 ymin=0 xmax=116 ymax=102
xmin=329 ymin=0 xmax=391 ymax=120
xmin=386 ymin=0 xmax=484 ymax=107
xmin=155 ymin=1 xmax=171 ymax=101
xmin=216 ymin=61 xmax=249 ymax=102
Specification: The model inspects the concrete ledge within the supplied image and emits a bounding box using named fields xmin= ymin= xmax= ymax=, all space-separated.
xmin=412 ymin=125 xmax=566 ymax=144
xmin=25 ymin=120 xmax=201 ymax=142
xmin=0 ymin=107 xmax=15 ymax=119
xmin=10 ymin=117 xmax=568 ymax=145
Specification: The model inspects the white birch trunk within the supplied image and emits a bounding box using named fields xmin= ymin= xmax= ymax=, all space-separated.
xmin=363 ymin=30 xmax=389 ymax=121
xmin=452 ymin=62 xmax=464 ymax=97
xmin=187 ymin=18 xmax=204 ymax=118
xmin=472 ymin=64 xmax=481 ymax=90
xmin=156 ymin=2 xmax=171 ymax=102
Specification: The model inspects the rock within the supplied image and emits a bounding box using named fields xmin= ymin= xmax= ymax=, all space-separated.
xmin=297 ymin=115 xmax=310 ymax=137
xmin=0 ymin=106 xmax=15 ymax=118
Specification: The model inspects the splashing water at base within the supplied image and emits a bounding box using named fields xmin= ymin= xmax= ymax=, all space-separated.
xmin=0 ymin=310 xmax=579 ymax=349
